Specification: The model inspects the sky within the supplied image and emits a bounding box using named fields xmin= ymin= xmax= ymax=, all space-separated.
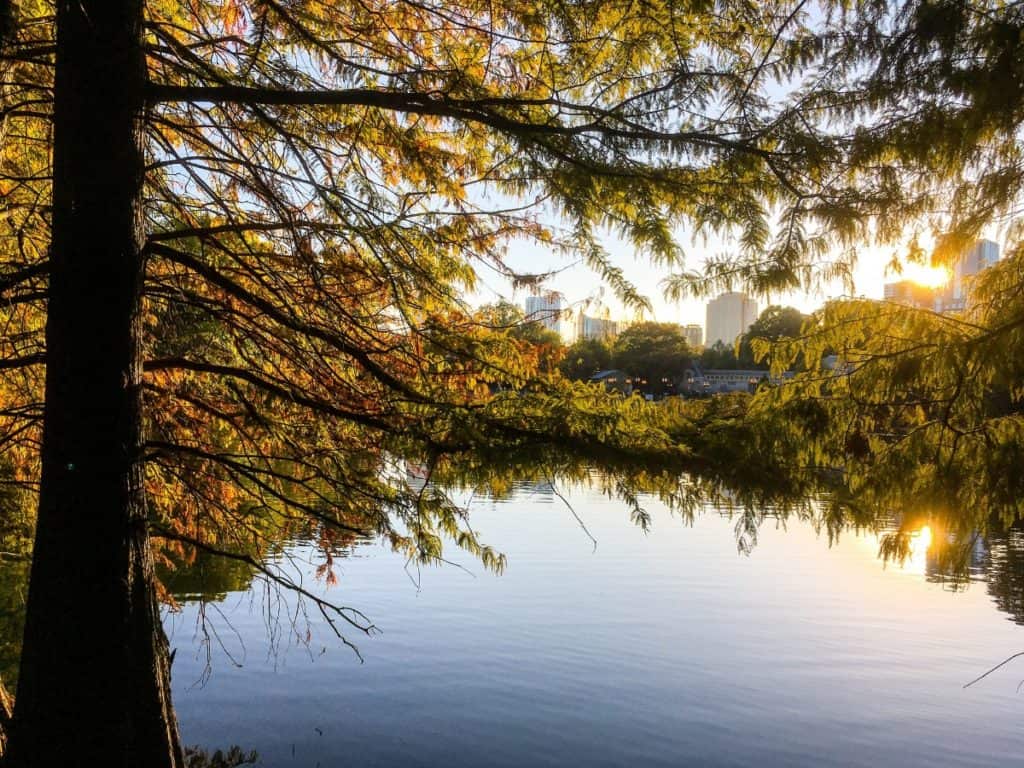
xmin=470 ymin=224 xmax=963 ymax=328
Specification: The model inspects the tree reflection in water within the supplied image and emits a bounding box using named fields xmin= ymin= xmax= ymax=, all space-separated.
xmin=4 ymin=463 xmax=1024 ymax=693
xmin=977 ymin=525 xmax=1024 ymax=626
xmin=159 ymin=471 xmax=1024 ymax=634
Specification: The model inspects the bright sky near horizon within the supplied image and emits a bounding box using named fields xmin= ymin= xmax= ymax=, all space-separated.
xmin=469 ymin=225 xmax=972 ymax=328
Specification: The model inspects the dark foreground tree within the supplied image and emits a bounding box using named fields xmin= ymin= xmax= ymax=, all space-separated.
xmin=744 ymin=306 xmax=805 ymax=346
xmin=6 ymin=0 xmax=1024 ymax=763
xmin=0 ymin=0 xmax=862 ymax=764
xmin=6 ymin=1 xmax=184 ymax=763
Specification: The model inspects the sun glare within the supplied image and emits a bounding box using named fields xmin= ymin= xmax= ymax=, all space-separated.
xmin=901 ymin=264 xmax=950 ymax=289
xmin=904 ymin=525 xmax=934 ymax=574
xmin=916 ymin=525 xmax=933 ymax=550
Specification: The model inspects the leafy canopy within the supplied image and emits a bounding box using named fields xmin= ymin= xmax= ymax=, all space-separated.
xmin=0 ymin=0 xmax=864 ymax=662
xmin=2 ymin=0 xmax=1024 ymax=670
xmin=560 ymin=338 xmax=613 ymax=382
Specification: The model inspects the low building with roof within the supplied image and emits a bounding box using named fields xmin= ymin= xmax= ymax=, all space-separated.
xmin=587 ymin=369 xmax=633 ymax=395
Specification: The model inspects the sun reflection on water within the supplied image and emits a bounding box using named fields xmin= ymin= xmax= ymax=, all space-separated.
xmin=860 ymin=524 xmax=936 ymax=575
xmin=905 ymin=525 xmax=933 ymax=574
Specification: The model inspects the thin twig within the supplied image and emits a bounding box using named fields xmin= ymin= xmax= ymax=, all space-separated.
xmin=963 ymin=651 xmax=1024 ymax=689
xmin=547 ymin=474 xmax=597 ymax=553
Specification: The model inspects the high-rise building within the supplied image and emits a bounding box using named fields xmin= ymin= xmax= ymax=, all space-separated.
xmin=577 ymin=313 xmax=620 ymax=341
xmin=525 ymin=291 xmax=571 ymax=339
xmin=937 ymin=239 xmax=1000 ymax=312
xmin=705 ymin=292 xmax=758 ymax=347
xmin=683 ymin=324 xmax=703 ymax=349
xmin=952 ymin=239 xmax=999 ymax=301
xmin=883 ymin=280 xmax=937 ymax=309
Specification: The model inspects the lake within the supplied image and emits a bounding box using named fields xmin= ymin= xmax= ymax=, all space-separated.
xmin=166 ymin=480 xmax=1024 ymax=767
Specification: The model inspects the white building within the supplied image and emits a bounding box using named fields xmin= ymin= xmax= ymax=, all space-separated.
xmin=577 ymin=313 xmax=621 ymax=341
xmin=683 ymin=324 xmax=703 ymax=349
xmin=705 ymin=292 xmax=758 ymax=347
xmin=525 ymin=292 xmax=571 ymax=340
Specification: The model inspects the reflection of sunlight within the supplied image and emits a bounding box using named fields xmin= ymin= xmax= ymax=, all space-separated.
xmin=905 ymin=525 xmax=933 ymax=574
xmin=858 ymin=524 xmax=936 ymax=577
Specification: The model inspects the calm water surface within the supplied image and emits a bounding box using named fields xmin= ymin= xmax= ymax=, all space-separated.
xmin=167 ymin=482 xmax=1024 ymax=767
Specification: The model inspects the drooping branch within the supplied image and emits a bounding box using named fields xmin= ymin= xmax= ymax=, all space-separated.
xmin=146 ymin=84 xmax=774 ymax=156
xmin=146 ymin=440 xmax=376 ymax=537
xmin=0 ymin=352 xmax=44 ymax=370
xmin=144 ymin=357 xmax=396 ymax=432
xmin=0 ymin=261 xmax=47 ymax=297
xmin=152 ymin=526 xmax=378 ymax=660
xmin=147 ymin=220 xmax=343 ymax=242
xmin=146 ymin=241 xmax=433 ymax=404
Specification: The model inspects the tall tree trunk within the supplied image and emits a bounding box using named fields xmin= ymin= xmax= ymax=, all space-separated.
xmin=0 ymin=676 xmax=11 ymax=757
xmin=6 ymin=1 xmax=183 ymax=765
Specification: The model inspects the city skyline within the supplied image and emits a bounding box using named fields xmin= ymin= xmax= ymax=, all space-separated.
xmin=473 ymin=230 xmax=1001 ymax=327
xmin=498 ymin=237 xmax=1000 ymax=333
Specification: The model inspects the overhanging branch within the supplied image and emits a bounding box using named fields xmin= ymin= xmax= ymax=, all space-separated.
xmin=146 ymin=84 xmax=770 ymax=155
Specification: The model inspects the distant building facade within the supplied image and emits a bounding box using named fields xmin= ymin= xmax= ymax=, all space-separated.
xmin=577 ymin=313 xmax=621 ymax=341
xmin=683 ymin=324 xmax=703 ymax=349
xmin=705 ymin=292 xmax=758 ymax=347
xmin=953 ymin=239 xmax=1000 ymax=301
xmin=587 ymin=369 xmax=632 ymax=395
xmin=883 ymin=280 xmax=937 ymax=309
xmin=936 ymin=239 xmax=1000 ymax=312
xmin=525 ymin=291 xmax=571 ymax=339
xmin=882 ymin=240 xmax=1000 ymax=314
xmin=681 ymin=365 xmax=793 ymax=395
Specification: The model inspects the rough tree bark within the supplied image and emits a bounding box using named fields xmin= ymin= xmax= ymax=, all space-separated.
xmin=5 ymin=1 xmax=184 ymax=765
xmin=0 ymin=676 xmax=11 ymax=757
